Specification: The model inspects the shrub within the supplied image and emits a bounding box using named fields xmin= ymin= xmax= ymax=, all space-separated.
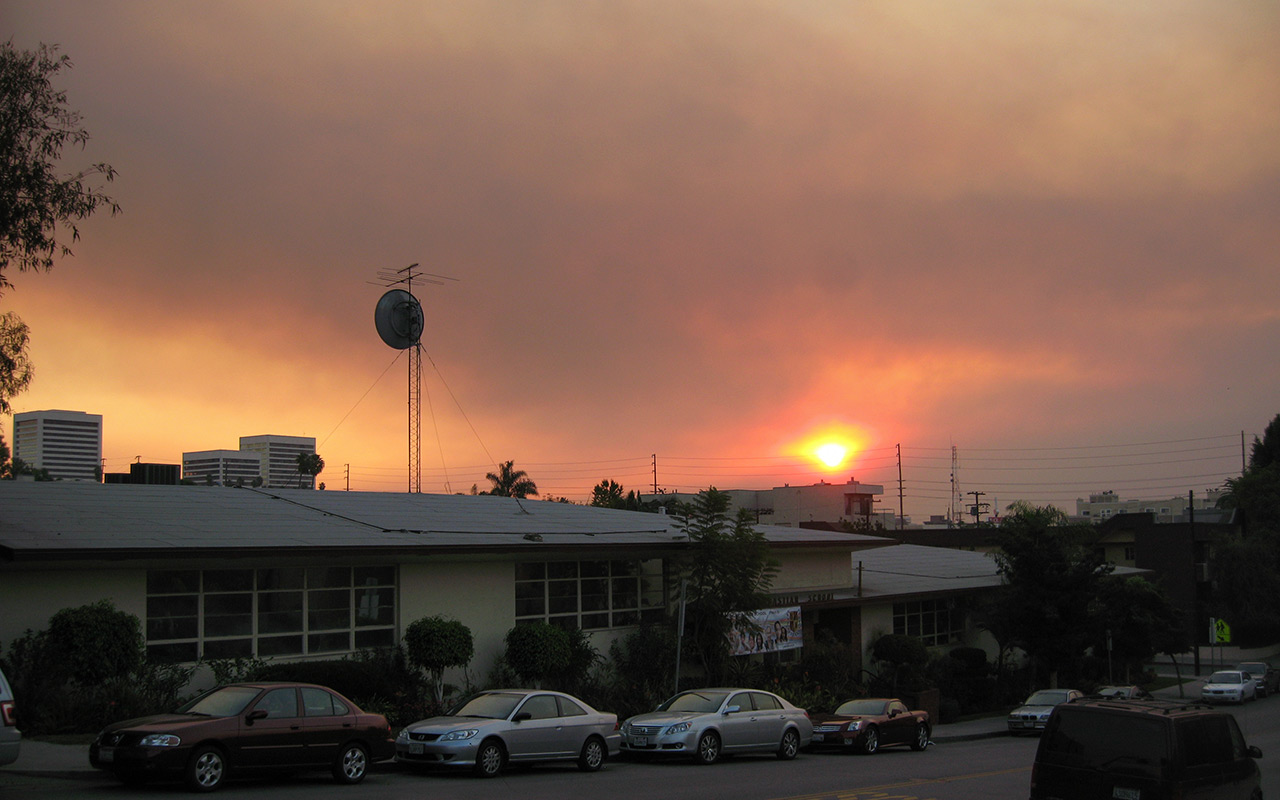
xmin=404 ymin=615 xmax=474 ymax=704
xmin=44 ymin=600 xmax=142 ymax=685
xmin=504 ymin=623 xmax=570 ymax=688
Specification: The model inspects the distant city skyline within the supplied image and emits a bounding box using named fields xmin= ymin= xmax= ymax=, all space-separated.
xmin=3 ymin=1 xmax=1276 ymax=520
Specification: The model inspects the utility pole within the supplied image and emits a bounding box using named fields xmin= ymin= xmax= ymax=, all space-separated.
xmin=896 ymin=443 xmax=904 ymax=530
xmin=652 ymin=454 xmax=658 ymax=494
xmin=344 ymin=464 xmax=350 ymax=492
xmin=949 ymin=446 xmax=960 ymax=527
xmin=968 ymin=490 xmax=989 ymax=524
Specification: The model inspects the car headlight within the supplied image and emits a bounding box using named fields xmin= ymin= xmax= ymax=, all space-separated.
xmin=665 ymin=722 xmax=691 ymax=735
xmin=139 ymin=734 xmax=181 ymax=748
xmin=846 ymin=721 xmax=862 ymax=731
xmin=440 ymin=729 xmax=479 ymax=741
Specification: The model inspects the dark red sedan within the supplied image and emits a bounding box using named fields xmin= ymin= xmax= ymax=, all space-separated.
xmin=89 ymin=682 xmax=395 ymax=791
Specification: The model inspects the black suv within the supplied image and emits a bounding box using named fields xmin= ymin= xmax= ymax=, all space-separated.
xmin=1030 ymin=696 xmax=1263 ymax=800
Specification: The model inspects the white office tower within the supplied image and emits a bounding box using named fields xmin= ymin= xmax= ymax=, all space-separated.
xmin=239 ymin=434 xmax=318 ymax=489
xmin=182 ymin=449 xmax=264 ymax=486
xmin=12 ymin=410 xmax=103 ymax=481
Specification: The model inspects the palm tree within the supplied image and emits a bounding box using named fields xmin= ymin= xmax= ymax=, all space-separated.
xmin=485 ymin=460 xmax=538 ymax=498
xmin=295 ymin=452 xmax=325 ymax=489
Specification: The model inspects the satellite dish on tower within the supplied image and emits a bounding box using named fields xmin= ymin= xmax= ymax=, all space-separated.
xmin=374 ymin=289 xmax=424 ymax=349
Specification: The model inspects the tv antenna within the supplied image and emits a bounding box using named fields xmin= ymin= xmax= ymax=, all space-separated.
xmin=373 ymin=263 xmax=456 ymax=493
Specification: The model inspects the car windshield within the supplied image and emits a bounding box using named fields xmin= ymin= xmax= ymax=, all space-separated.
xmin=1208 ymin=672 xmax=1242 ymax=685
xmin=834 ymin=699 xmax=888 ymax=716
xmin=659 ymin=691 xmax=730 ymax=713
xmin=1239 ymin=664 xmax=1266 ymax=674
xmin=1026 ymin=691 xmax=1070 ymax=706
xmin=451 ymin=692 xmax=525 ymax=720
xmin=178 ymin=686 xmax=263 ymax=717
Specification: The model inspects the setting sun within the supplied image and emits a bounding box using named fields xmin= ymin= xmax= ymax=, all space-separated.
xmin=815 ymin=443 xmax=847 ymax=468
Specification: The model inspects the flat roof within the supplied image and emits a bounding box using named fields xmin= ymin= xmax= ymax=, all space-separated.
xmin=0 ymin=482 xmax=895 ymax=562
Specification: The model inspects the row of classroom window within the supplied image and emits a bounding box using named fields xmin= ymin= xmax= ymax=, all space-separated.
xmin=144 ymin=562 xmax=964 ymax=661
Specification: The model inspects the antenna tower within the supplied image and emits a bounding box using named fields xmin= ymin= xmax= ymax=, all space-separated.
xmin=373 ymin=264 xmax=428 ymax=492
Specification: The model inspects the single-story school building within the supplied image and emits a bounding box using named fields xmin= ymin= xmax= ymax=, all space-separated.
xmin=0 ymin=482 xmax=1008 ymax=684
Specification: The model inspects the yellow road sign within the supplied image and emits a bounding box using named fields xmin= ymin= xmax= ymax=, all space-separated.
xmin=1215 ymin=618 xmax=1232 ymax=644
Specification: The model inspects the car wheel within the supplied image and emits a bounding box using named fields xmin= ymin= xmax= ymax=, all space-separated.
xmin=332 ymin=742 xmax=369 ymax=784
xmin=910 ymin=722 xmax=930 ymax=751
xmin=777 ymin=728 xmax=800 ymax=760
xmin=578 ymin=736 xmax=606 ymax=772
xmin=695 ymin=731 xmax=721 ymax=765
xmin=860 ymin=726 xmax=879 ymax=755
xmin=473 ymin=739 xmax=506 ymax=778
xmin=186 ymin=745 xmax=227 ymax=792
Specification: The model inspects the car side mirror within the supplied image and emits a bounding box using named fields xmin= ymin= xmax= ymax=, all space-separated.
xmin=245 ymin=709 xmax=268 ymax=724
xmin=724 ymin=705 xmax=741 ymax=715
xmin=513 ymin=712 xmax=532 ymax=723
xmin=1248 ymin=745 xmax=1262 ymax=759
xmin=888 ymin=709 xmax=899 ymax=718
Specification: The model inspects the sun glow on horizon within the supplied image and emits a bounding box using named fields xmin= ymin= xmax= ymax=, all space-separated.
xmin=815 ymin=442 xmax=847 ymax=468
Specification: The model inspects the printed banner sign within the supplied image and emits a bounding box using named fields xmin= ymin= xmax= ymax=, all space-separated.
xmin=727 ymin=606 xmax=803 ymax=656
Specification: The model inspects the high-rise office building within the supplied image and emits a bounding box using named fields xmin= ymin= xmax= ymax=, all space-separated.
xmin=182 ymin=449 xmax=264 ymax=486
xmin=12 ymin=410 xmax=103 ymax=481
xmin=239 ymin=434 xmax=318 ymax=489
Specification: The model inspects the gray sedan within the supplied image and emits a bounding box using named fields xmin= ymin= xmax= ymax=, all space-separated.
xmin=620 ymin=688 xmax=812 ymax=764
xmin=395 ymin=690 xmax=620 ymax=777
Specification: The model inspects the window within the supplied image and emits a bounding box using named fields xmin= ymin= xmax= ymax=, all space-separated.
xmin=514 ymin=559 xmax=664 ymax=630
xmin=892 ymin=599 xmax=964 ymax=647
xmin=145 ymin=567 xmax=397 ymax=662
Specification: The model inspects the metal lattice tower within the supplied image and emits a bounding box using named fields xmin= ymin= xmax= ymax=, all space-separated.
xmin=409 ymin=342 xmax=422 ymax=493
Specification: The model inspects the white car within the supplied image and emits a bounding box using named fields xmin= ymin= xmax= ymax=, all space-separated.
xmin=0 ymin=665 xmax=18 ymax=767
xmin=620 ymin=688 xmax=812 ymax=764
xmin=1007 ymin=689 xmax=1083 ymax=734
xmin=1201 ymin=670 xmax=1256 ymax=704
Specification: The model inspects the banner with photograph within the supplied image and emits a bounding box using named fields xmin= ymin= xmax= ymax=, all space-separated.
xmin=727 ymin=606 xmax=802 ymax=656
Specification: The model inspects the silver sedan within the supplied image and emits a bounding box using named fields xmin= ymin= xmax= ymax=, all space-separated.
xmin=395 ymin=689 xmax=620 ymax=777
xmin=620 ymin=688 xmax=812 ymax=764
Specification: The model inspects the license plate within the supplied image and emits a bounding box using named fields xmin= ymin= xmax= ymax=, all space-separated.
xmin=99 ymin=747 xmax=115 ymax=763
xmin=812 ymin=733 xmax=825 ymax=742
xmin=409 ymin=743 xmax=424 ymax=755
xmin=1112 ymin=787 xmax=1140 ymax=800
xmin=631 ymin=736 xmax=648 ymax=747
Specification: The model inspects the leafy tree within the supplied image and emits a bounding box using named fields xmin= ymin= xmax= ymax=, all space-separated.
xmin=590 ymin=479 xmax=626 ymax=508
xmin=295 ymin=452 xmax=324 ymax=488
xmin=485 ymin=460 xmax=538 ymax=498
xmin=1211 ymin=413 xmax=1280 ymax=644
xmin=1088 ymin=576 xmax=1184 ymax=683
xmin=403 ymin=615 xmax=474 ymax=705
xmin=981 ymin=501 xmax=1111 ymax=688
xmin=503 ymin=622 xmax=569 ymax=688
xmin=1 ymin=42 xmax=118 ymax=414
xmin=870 ymin=633 xmax=929 ymax=695
xmin=0 ymin=312 xmax=32 ymax=414
xmin=672 ymin=488 xmax=778 ymax=684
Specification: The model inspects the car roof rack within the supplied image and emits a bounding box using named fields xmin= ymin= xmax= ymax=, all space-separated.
xmin=1066 ymin=696 xmax=1214 ymax=715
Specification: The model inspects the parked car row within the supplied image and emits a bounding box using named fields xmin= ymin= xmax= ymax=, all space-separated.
xmin=86 ymin=683 xmax=931 ymax=791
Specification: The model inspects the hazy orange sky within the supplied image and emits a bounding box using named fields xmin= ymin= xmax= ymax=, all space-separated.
xmin=3 ymin=1 xmax=1277 ymax=519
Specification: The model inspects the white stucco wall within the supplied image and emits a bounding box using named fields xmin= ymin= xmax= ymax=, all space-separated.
xmin=0 ymin=568 xmax=146 ymax=648
xmin=398 ymin=560 xmax=516 ymax=689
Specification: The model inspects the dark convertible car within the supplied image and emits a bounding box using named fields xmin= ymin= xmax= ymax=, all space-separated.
xmin=89 ymin=682 xmax=395 ymax=791
xmin=808 ymin=698 xmax=930 ymax=754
